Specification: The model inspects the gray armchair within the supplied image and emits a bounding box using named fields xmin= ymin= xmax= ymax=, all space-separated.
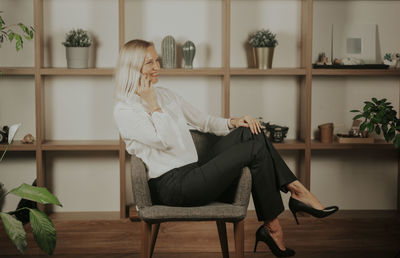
xmin=130 ymin=130 xmax=252 ymax=258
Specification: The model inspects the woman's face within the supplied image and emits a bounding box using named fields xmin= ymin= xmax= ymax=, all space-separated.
xmin=140 ymin=45 xmax=160 ymax=85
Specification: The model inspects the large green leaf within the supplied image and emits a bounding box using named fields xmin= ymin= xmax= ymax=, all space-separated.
xmin=10 ymin=184 xmax=62 ymax=207
xmin=0 ymin=212 xmax=27 ymax=253
xmin=29 ymin=209 xmax=56 ymax=255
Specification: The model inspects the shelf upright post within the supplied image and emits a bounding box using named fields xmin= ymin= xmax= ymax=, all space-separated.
xmin=34 ymin=0 xmax=46 ymax=211
xmin=118 ymin=0 xmax=127 ymax=219
xmin=299 ymin=0 xmax=313 ymax=190
xmin=222 ymin=0 xmax=230 ymax=118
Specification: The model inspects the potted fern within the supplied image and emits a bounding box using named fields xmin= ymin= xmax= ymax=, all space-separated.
xmin=350 ymin=98 xmax=400 ymax=148
xmin=62 ymin=28 xmax=92 ymax=68
xmin=249 ymin=29 xmax=278 ymax=69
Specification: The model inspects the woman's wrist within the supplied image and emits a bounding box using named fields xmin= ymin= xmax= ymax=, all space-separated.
xmin=228 ymin=118 xmax=236 ymax=129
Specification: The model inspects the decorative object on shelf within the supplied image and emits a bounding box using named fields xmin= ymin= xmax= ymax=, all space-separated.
xmin=62 ymin=28 xmax=92 ymax=69
xmin=161 ymin=35 xmax=177 ymax=69
xmin=249 ymin=29 xmax=278 ymax=69
xmin=21 ymin=133 xmax=34 ymax=144
xmin=182 ymin=40 xmax=196 ymax=69
xmin=316 ymin=52 xmax=332 ymax=66
xmin=261 ymin=122 xmax=288 ymax=143
xmin=0 ymin=125 xmax=9 ymax=144
xmin=0 ymin=12 xmax=34 ymax=51
xmin=350 ymin=97 xmax=400 ymax=148
xmin=335 ymin=120 xmax=374 ymax=144
xmin=332 ymin=24 xmax=376 ymax=64
xmin=383 ymin=53 xmax=399 ymax=68
xmin=318 ymin=123 xmax=334 ymax=143
xmin=0 ymin=124 xmax=62 ymax=255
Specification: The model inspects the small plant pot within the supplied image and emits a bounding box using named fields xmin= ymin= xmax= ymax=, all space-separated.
xmin=253 ymin=47 xmax=274 ymax=69
xmin=65 ymin=47 xmax=89 ymax=68
xmin=318 ymin=123 xmax=334 ymax=143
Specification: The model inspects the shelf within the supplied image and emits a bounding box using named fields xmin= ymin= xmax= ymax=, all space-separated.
xmin=159 ymin=68 xmax=225 ymax=76
xmin=230 ymin=68 xmax=307 ymax=76
xmin=42 ymin=140 xmax=120 ymax=151
xmin=273 ymin=139 xmax=306 ymax=150
xmin=40 ymin=68 xmax=114 ymax=76
xmin=48 ymin=211 xmax=120 ymax=221
xmin=0 ymin=67 xmax=35 ymax=75
xmin=0 ymin=142 xmax=36 ymax=151
xmin=311 ymin=139 xmax=396 ymax=150
xmin=312 ymin=69 xmax=400 ymax=76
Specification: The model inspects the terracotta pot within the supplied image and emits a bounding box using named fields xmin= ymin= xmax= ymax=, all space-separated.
xmin=318 ymin=123 xmax=334 ymax=143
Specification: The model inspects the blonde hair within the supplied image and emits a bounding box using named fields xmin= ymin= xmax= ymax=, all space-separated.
xmin=114 ymin=39 xmax=154 ymax=102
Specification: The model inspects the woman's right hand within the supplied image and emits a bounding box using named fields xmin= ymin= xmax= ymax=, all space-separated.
xmin=136 ymin=73 xmax=160 ymax=111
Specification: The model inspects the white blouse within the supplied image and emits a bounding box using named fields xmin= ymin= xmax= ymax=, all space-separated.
xmin=113 ymin=86 xmax=231 ymax=179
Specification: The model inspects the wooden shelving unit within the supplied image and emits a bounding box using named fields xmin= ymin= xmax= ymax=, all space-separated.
xmin=1 ymin=0 xmax=399 ymax=221
xmin=312 ymin=69 xmax=400 ymax=76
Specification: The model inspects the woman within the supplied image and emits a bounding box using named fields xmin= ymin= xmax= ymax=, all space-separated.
xmin=113 ymin=39 xmax=338 ymax=257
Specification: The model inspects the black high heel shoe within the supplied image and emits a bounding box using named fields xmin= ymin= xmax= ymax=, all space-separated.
xmin=289 ymin=196 xmax=339 ymax=225
xmin=253 ymin=225 xmax=295 ymax=257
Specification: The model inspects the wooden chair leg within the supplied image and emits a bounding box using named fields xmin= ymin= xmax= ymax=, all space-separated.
xmin=141 ymin=221 xmax=152 ymax=258
xmin=234 ymin=220 xmax=244 ymax=258
xmin=150 ymin=223 xmax=160 ymax=258
xmin=216 ymin=221 xmax=229 ymax=258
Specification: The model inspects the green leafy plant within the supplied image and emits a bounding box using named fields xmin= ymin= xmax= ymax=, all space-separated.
xmin=1 ymin=124 xmax=62 ymax=255
xmin=62 ymin=28 xmax=92 ymax=47
xmin=0 ymin=11 xmax=34 ymax=51
xmin=249 ymin=29 xmax=278 ymax=48
xmin=350 ymin=98 xmax=400 ymax=148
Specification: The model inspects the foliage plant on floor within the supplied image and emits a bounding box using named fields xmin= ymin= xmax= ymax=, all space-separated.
xmin=0 ymin=11 xmax=34 ymax=51
xmin=0 ymin=124 xmax=62 ymax=255
xmin=351 ymin=98 xmax=400 ymax=148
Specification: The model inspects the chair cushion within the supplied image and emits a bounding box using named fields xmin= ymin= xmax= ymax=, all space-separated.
xmin=139 ymin=202 xmax=247 ymax=223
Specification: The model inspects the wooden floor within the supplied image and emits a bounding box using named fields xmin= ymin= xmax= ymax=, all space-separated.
xmin=1 ymin=211 xmax=399 ymax=258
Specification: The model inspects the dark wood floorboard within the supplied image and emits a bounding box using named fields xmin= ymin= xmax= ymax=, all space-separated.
xmin=1 ymin=211 xmax=399 ymax=257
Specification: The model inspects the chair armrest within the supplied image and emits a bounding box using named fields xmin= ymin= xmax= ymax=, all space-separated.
xmin=130 ymin=155 xmax=152 ymax=209
xmin=232 ymin=167 xmax=252 ymax=207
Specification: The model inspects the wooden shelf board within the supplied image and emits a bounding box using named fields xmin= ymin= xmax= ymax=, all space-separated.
xmin=42 ymin=140 xmax=120 ymax=151
xmin=0 ymin=67 xmax=35 ymax=75
xmin=273 ymin=139 xmax=306 ymax=150
xmin=159 ymin=68 xmax=225 ymax=76
xmin=48 ymin=211 xmax=120 ymax=221
xmin=311 ymin=139 xmax=395 ymax=150
xmin=312 ymin=69 xmax=400 ymax=76
xmin=230 ymin=68 xmax=307 ymax=76
xmin=40 ymin=68 xmax=114 ymax=76
xmin=0 ymin=142 xmax=36 ymax=151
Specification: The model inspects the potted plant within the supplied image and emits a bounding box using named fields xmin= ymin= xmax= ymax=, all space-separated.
xmin=383 ymin=53 xmax=398 ymax=68
xmin=249 ymin=29 xmax=278 ymax=69
xmin=0 ymin=12 xmax=34 ymax=52
xmin=62 ymin=28 xmax=92 ymax=69
xmin=1 ymin=124 xmax=62 ymax=255
xmin=350 ymin=98 xmax=400 ymax=148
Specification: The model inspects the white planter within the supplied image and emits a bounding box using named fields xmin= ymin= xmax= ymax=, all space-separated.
xmin=253 ymin=47 xmax=275 ymax=69
xmin=65 ymin=47 xmax=89 ymax=68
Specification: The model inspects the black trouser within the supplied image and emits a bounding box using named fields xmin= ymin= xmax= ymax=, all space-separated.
xmin=148 ymin=127 xmax=297 ymax=221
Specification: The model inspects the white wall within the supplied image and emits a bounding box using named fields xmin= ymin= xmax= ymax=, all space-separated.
xmin=1 ymin=0 xmax=399 ymax=212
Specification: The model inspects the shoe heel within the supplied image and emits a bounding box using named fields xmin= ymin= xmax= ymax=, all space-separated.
xmin=253 ymin=240 xmax=259 ymax=253
xmin=291 ymin=210 xmax=300 ymax=225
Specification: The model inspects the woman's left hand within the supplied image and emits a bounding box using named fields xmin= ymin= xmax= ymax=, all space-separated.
xmin=231 ymin=115 xmax=262 ymax=134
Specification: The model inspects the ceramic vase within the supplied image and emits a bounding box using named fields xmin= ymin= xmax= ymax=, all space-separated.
xmin=65 ymin=47 xmax=89 ymax=68
xmin=182 ymin=41 xmax=196 ymax=69
xmin=161 ymin=36 xmax=176 ymax=69
xmin=253 ymin=47 xmax=274 ymax=69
